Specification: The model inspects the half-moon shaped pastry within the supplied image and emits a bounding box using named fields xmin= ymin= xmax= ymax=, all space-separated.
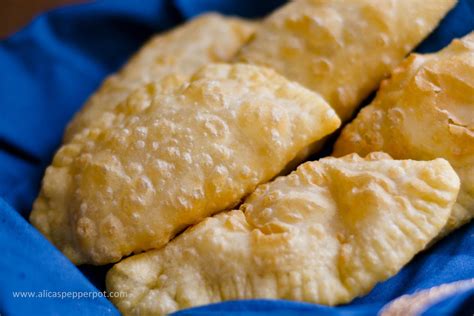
xmin=334 ymin=32 xmax=474 ymax=234
xmin=237 ymin=0 xmax=456 ymax=122
xmin=106 ymin=153 xmax=459 ymax=315
xmin=30 ymin=63 xmax=340 ymax=265
xmin=64 ymin=14 xmax=256 ymax=141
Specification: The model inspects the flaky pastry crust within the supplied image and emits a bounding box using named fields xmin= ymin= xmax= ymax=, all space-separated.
xmin=106 ymin=152 xmax=459 ymax=315
xmin=237 ymin=0 xmax=456 ymax=121
xmin=334 ymin=32 xmax=474 ymax=233
xmin=30 ymin=64 xmax=340 ymax=265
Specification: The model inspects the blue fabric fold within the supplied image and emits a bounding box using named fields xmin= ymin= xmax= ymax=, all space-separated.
xmin=0 ymin=0 xmax=473 ymax=315
xmin=174 ymin=0 xmax=285 ymax=19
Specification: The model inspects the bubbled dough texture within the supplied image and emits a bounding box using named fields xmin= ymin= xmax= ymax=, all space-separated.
xmin=106 ymin=152 xmax=460 ymax=316
xmin=236 ymin=0 xmax=457 ymax=122
xmin=30 ymin=63 xmax=340 ymax=265
xmin=334 ymin=32 xmax=474 ymax=233
xmin=64 ymin=14 xmax=256 ymax=141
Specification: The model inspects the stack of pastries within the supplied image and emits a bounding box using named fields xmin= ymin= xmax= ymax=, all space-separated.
xmin=29 ymin=0 xmax=473 ymax=315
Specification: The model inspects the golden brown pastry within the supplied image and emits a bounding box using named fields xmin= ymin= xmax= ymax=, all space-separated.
xmin=237 ymin=0 xmax=457 ymax=122
xmin=106 ymin=153 xmax=460 ymax=315
xmin=30 ymin=63 xmax=340 ymax=265
xmin=64 ymin=14 xmax=256 ymax=141
xmin=334 ymin=32 xmax=474 ymax=234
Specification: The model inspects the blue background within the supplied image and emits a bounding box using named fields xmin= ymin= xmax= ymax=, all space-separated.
xmin=0 ymin=0 xmax=473 ymax=315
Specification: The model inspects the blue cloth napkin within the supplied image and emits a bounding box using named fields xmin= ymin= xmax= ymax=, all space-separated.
xmin=0 ymin=1 xmax=473 ymax=315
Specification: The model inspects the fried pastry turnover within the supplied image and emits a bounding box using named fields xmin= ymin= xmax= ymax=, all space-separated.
xmin=334 ymin=32 xmax=474 ymax=234
xmin=30 ymin=64 xmax=340 ymax=265
xmin=106 ymin=153 xmax=460 ymax=315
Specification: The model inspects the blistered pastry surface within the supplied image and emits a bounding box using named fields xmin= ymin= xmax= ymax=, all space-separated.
xmin=237 ymin=0 xmax=456 ymax=121
xmin=30 ymin=63 xmax=340 ymax=265
xmin=106 ymin=153 xmax=459 ymax=315
xmin=334 ymin=33 xmax=474 ymax=233
xmin=64 ymin=14 xmax=256 ymax=140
